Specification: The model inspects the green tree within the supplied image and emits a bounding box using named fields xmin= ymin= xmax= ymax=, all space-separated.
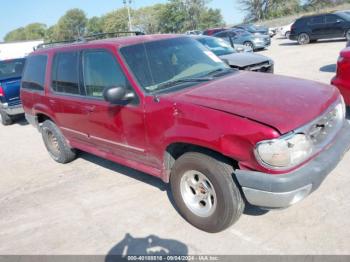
xmin=4 ymin=27 xmax=27 ymax=42
xmin=198 ymin=8 xmax=224 ymax=29
xmin=54 ymin=8 xmax=87 ymax=40
xmin=133 ymin=5 xmax=164 ymax=33
xmin=100 ymin=8 xmax=129 ymax=33
xmin=159 ymin=0 xmax=187 ymax=33
xmin=87 ymin=16 xmax=103 ymax=35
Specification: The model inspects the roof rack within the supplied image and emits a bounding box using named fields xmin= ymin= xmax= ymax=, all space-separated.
xmin=35 ymin=31 xmax=145 ymax=50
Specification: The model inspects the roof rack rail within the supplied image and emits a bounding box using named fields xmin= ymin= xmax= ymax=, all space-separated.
xmin=35 ymin=31 xmax=145 ymax=50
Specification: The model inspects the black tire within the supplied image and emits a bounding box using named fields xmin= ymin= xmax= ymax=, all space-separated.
xmin=346 ymin=29 xmax=350 ymax=41
xmin=41 ymin=120 xmax=76 ymax=163
xmin=0 ymin=110 xmax=13 ymax=126
xmin=170 ymin=152 xmax=244 ymax=233
xmin=285 ymin=31 xmax=290 ymax=39
xmin=298 ymin=33 xmax=310 ymax=45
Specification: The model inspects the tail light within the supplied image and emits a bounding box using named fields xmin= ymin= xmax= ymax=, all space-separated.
xmin=337 ymin=55 xmax=350 ymax=77
xmin=0 ymin=86 xmax=3 ymax=97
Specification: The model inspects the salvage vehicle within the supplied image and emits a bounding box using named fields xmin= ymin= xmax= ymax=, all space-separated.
xmin=193 ymin=35 xmax=274 ymax=73
xmin=0 ymin=58 xmax=25 ymax=125
xmin=279 ymin=22 xmax=294 ymax=39
xmin=21 ymin=34 xmax=350 ymax=233
xmin=234 ymin=24 xmax=270 ymax=37
xmin=332 ymin=47 xmax=350 ymax=106
xmin=290 ymin=12 xmax=350 ymax=45
xmin=214 ymin=28 xmax=271 ymax=51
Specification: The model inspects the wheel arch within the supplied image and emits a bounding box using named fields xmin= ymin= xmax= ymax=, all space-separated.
xmin=163 ymin=142 xmax=239 ymax=183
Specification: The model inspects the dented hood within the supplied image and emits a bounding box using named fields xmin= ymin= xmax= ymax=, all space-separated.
xmin=170 ymin=71 xmax=339 ymax=134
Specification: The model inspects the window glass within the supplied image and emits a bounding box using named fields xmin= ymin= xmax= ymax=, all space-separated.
xmin=52 ymin=51 xmax=79 ymax=94
xmin=215 ymin=31 xmax=227 ymax=37
xmin=21 ymin=56 xmax=47 ymax=91
xmin=309 ymin=16 xmax=324 ymax=24
xmin=325 ymin=15 xmax=338 ymax=23
xmin=121 ymin=37 xmax=228 ymax=93
xmin=198 ymin=37 xmax=235 ymax=56
xmin=83 ymin=50 xmax=129 ymax=98
xmin=0 ymin=59 xmax=26 ymax=81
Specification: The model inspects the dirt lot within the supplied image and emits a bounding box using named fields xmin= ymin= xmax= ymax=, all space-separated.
xmin=0 ymin=37 xmax=350 ymax=255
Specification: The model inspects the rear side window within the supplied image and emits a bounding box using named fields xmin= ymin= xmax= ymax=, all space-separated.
xmin=215 ymin=32 xmax=228 ymax=37
xmin=82 ymin=50 xmax=129 ymax=98
xmin=52 ymin=51 xmax=79 ymax=95
xmin=22 ymin=55 xmax=47 ymax=91
xmin=0 ymin=59 xmax=25 ymax=81
xmin=309 ymin=16 xmax=325 ymax=25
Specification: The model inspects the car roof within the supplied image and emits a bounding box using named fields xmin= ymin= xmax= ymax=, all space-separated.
xmin=31 ymin=34 xmax=182 ymax=55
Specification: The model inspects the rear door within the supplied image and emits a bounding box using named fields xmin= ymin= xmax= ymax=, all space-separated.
xmin=308 ymin=15 xmax=326 ymax=38
xmin=49 ymin=50 xmax=91 ymax=144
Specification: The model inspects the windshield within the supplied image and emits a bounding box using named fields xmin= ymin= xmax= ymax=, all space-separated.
xmin=197 ymin=37 xmax=235 ymax=56
xmin=0 ymin=59 xmax=25 ymax=81
xmin=120 ymin=37 xmax=229 ymax=93
xmin=336 ymin=11 xmax=350 ymax=21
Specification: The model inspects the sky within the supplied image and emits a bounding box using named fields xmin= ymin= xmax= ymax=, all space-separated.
xmin=0 ymin=0 xmax=245 ymax=41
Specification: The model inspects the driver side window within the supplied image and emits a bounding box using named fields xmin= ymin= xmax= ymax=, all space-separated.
xmin=82 ymin=50 xmax=129 ymax=98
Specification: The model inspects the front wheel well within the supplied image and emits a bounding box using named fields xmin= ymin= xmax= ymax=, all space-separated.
xmin=36 ymin=113 xmax=53 ymax=124
xmin=163 ymin=143 xmax=238 ymax=183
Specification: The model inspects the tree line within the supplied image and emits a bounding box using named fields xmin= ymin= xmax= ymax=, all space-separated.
xmin=4 ymin=0 xmax=223 ymax=42
xmin=240 ymin=0 xmax=350 ymax=22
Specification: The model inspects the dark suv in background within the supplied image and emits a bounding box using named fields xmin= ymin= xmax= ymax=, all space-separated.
xmin=290 ymin=11 xmax=350 ymax=45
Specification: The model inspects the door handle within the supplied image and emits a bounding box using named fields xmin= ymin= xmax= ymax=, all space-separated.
xmin=49 ymin=99 xmax=56 ymax=104
xmin=84 ymin=105 xmax=96 ymax=113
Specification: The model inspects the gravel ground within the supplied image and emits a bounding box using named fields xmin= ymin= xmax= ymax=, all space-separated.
xmin=0 ymin=37 xmax=349 ymax=256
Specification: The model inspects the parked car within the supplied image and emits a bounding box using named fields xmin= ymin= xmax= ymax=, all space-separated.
xmin=0 ymin=58 xmax=25 ymax=125
xmin=332 ymin=47 xmax=350 ymax=105
xmin=185 ymin=30 xmax=202 ymax=35
xmin=202 ymin=27 xmax=226 ymax=36
xmin=234 ymin=24 xmax=270 ymax=36
xmin=279 ymin=22 xmax=294 ymax=39
xmin=347 ymin=40 xmax=350 ymax=47
xmin=214 ymin=28 xmax=271 ymax=51
xmin=193 ymin=35 xmax=274 ymax=73
xmin=21 ymin=34 xmax=350 ymax=233
xmin=290 ymin=12 xmax=350 ymax=45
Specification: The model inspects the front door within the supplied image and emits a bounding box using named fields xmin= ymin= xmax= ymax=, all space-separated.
xmin=79 ymin=48 xmax=149 ymax=165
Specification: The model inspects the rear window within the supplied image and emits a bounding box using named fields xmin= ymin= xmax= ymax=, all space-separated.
xmin=0 ymin=59 xmax=26 ymax=81
xmin=51 ymin=51 xmax=79 ymax=95
xmin=21 ymin=55 xmax=47 ymax=91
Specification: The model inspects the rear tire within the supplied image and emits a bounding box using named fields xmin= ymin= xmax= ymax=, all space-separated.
xmin=170 ymin=152 xmax=244 ymax=233
xmin=0 ymin=110 xmax=13 ymax=126
xmin=41 ymin=120 xmax=76 ymax=163
xmin=346 ymin=29 xmax=350 ymax=41
xmin=298 ymin=33 xmax=310 ymax=45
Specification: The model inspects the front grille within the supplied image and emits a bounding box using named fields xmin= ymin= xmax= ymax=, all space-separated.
xmin=298 ymin=100 xmax=344 ymax=151
xmin=245 ymin=61 xmax=273 ymax=73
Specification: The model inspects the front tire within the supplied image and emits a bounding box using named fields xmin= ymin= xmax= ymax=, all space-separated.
xmin=298 ymin=33 xmax=310 ymax=45
xmin=41 ymin=120 xmax=76 ymax=163
xmin=285 ymin=31 xmax=290 ymax=39
xmin=0 ymin=110 xmax=13 ymax=126
xmin=170 ymin=152 xmax=244 ymax=233
xmin=243 ymin=41 xmax=254 ymax=50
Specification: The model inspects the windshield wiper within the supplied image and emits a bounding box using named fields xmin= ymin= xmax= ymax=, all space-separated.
xmin=154 ymin=77 xmax=212 ymax=92
xmin=203 ymin=67 xmax=236 ymax=78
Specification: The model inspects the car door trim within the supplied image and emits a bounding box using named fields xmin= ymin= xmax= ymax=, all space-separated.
xmin=90 ymin=135 xmax=145 ymax=152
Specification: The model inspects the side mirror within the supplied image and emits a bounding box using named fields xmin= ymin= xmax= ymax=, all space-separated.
xmin=103 ymin=86 xmax=135 ymax=105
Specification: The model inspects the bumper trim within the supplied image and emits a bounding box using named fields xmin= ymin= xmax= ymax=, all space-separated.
xmin=0 ymin=102 xmax=24 ymax=116
xmin=236 ymin=121 xmax=350 ymax=208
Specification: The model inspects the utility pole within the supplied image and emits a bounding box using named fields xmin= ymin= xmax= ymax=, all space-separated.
xmin=123 ymin=0 xmax=133 ymax=31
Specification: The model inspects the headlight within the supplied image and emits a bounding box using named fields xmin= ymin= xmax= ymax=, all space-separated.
xmin=255 ymin=133 xmax=312 ymax=170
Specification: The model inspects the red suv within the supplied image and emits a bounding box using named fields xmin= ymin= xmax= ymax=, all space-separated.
xmin=332 ymin=47 xmax=350 ymax=106
xmin=21 ymin=34 xmax=350 ymax=233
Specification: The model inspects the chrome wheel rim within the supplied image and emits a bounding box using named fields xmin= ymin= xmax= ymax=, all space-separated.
xmin=244 ymin=42 xmax=253 ymax=48
xmin=45 ymin=129 xmax=60 ymax=157
xmin=299 ymin=34 xmax=309 ymax=44
xmin=180 ymin=170 xmax=217 ymax=217
xmin=346 ymin=30 xmax=350 ymax=40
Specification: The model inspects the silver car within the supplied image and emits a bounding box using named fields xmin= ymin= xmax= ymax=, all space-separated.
xmin=193 ymin=35 xmax=274 ymax=73
xmin=213 ymin=29 xmax=271 ymax=51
